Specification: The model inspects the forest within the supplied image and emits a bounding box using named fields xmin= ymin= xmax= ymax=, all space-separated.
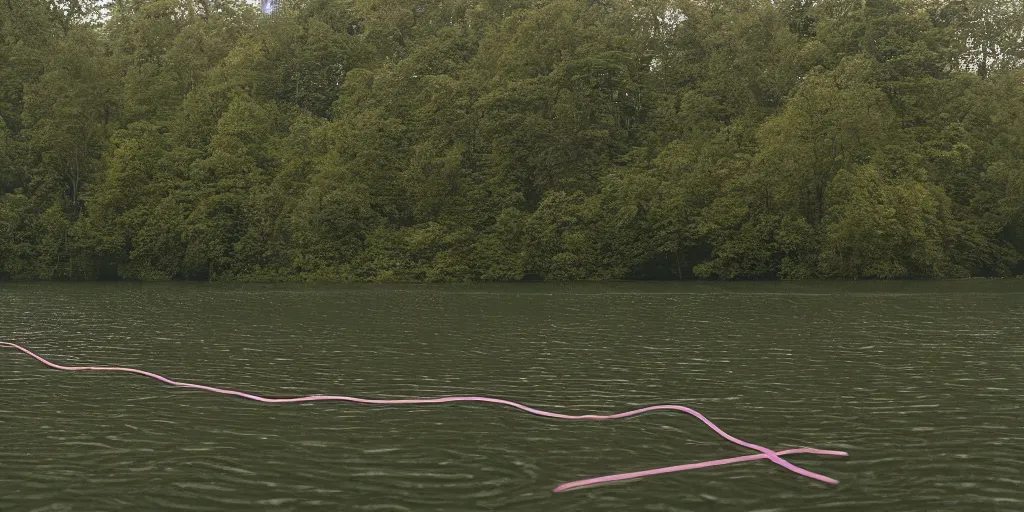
xmin=1 ymin=0 xmax=1023 ymax=282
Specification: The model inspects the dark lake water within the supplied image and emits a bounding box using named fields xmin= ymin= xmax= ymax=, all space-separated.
xmin=1 ymin=281 xmax=1022 ymax=511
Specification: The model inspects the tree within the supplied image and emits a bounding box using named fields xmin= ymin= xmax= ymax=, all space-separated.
xmin=2 ymin=0 xmax=1023 ymax=282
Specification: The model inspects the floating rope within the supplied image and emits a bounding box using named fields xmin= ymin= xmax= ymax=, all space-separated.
xmin=0 ymin=341 xmax=846 ymax=491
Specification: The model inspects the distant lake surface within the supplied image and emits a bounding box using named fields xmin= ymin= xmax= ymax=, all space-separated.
xmin=1 ymin=281 xmax=1022 ymax=511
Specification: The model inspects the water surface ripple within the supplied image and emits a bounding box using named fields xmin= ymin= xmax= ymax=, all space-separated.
xmin=2 ymin=281 xmax=1022 ymax=511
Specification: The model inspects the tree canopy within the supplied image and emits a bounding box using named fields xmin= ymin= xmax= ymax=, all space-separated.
xmin=1 ymin=0 xmax=1023 ymax=281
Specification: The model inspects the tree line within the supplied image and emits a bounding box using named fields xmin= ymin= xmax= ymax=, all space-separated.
xmin=1 ymin=0 xmax=1023 ymax=282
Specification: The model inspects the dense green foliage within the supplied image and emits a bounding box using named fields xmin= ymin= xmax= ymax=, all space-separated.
xmin=1 ymin=0 xmax=1023 ymax=281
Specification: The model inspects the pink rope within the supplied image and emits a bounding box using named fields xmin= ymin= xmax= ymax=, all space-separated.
xmin=555 ymin=447 xmax=847 ymax=491
xmin=0 ymin=341 xmax=846 ymax=491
